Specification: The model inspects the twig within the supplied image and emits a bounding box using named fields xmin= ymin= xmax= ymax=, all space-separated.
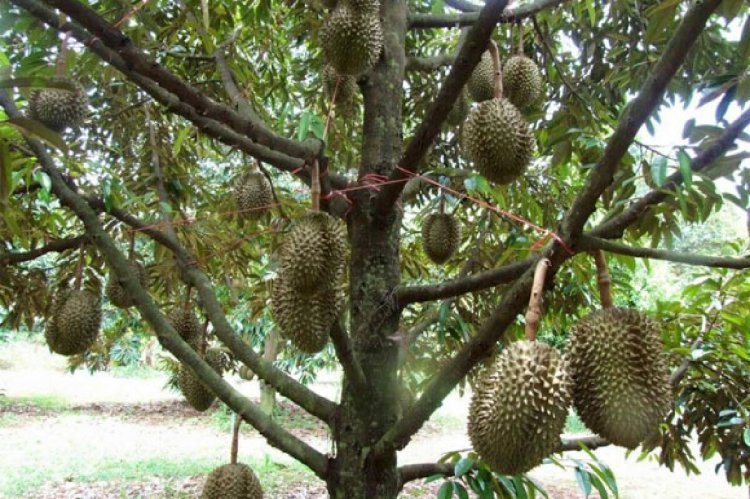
xmin=592 ymin=250 xmax=613 ymax=308
xmin=524 ymin=258 xmax=550 ymax=341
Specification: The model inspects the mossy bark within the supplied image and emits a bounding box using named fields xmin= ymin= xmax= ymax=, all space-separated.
xmin=327 ymin=0 xmax=406 ymax=496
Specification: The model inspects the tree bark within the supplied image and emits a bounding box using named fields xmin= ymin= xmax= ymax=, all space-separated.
xmin=260 ymin=329 xmax=280 ymax=415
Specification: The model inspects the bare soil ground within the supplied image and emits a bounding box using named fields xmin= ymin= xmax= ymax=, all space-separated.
xmin=0 ymin=340 xmax=745 ymax=498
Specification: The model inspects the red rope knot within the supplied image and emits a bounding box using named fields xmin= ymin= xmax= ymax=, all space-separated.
xmin=358 ymin=173 xmax=389 ymax=192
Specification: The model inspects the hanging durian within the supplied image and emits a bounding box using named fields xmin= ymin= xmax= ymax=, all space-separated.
xmin=234 ymin=169 xmax=273 ymax=219
xmin=565 ymin=251 xmax=670 ymax=448
xmin=202 ymin=415 xmax=264 ymax=498
xmin=468 ymin=259 xmax=571 ymax=475
xmin=468 ymin=52 xmax=495 ymax=103
xmin=320 ymin=3 xmax=383 ymax=76
xmin=105 ymin=251 xmax=148 ymax=309
xmin=502 ymin=26 xmax=542 ymax=110
xmin=29 ymin=76 xmax=88 ymax=132
xmin=422 ymin=210 xmax=461 ymax=265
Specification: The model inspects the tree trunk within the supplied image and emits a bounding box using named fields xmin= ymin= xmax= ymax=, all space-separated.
xmin=327 ymin=0 xmax=407 ymax=496
xmin=260 ymin=329 xmax=280 ymax=415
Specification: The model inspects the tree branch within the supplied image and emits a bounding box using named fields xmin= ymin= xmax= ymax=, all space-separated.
xmin=40 ymin=0 xmax=319 ymax=161
xmin=396 ymin=258 xmax=532 ymax=306
xmin=329 ymin=321 xmax=367 ymax=391
xmin=0 ymin=235 xmax=88 ymax=265
xmin=0 ymin=89 xmax=329 ymax=479
xmin=397 ymin=436 xmax=610 ymax=485
xmin=578 ymin=236 xmax=750 ymax=269
xmin=592 ymin=107 xmax=750 ymax=239
xmin=408 ymin=0 xmax=570 ymax=29
xmin=374 ymin=0 xmax=723 ymax=456
xmin=559 ymin=0 xmax=724 ymax=241
xmin=374 ymin=0 xmax=513 ymax=215
xmin=405 ymin=54 xmax=455 ymax=72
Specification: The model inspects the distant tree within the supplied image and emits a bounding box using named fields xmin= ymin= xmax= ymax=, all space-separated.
xmin=0 ymin=0 xmax=749 ymax=496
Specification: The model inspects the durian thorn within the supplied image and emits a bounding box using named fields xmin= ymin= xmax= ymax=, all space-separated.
xmin=524 ymin=258 xmax=551 ymax=341
xmin=310 ymin=159 xmax=321 ymax=212
xmin=230 ymin=412 xmax=242 ymax=465
xmin=74 ymin=241 xmax=85 ymax=291
xmin=591 ymin=250 xmax=614 ymax=309
xmin=487 ymin=40 xmax=503 ymax=99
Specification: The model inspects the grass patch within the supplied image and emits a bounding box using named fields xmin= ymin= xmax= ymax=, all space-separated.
xmin=564 ymin=410 xmax=590 ymax=435
xmin=0 ymin=393 xmax=70 ymax=411
xmin=211 ymin=402 xmax=322 ymax=433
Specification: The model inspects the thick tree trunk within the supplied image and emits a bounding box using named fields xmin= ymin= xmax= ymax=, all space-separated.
xmin=327 ymin=0 xmax=407 ymax=496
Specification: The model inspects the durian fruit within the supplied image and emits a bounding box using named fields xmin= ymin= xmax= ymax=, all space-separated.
xmin=422 ymin=212 xmax=461 ymax=264
xmin=320 ymin=3 xmax=383 ymax=76
xmin=343 ymin=0 xmax=379 ymax=13
xmin=28 ymin=77 xmax=87 ymax=132
xmin=202 ymin=463 xmax=264 ymax=499
xmin=270 ymin=274 xmax=343 ymax=353
xmin=322 ymin=64 xmax=357 ymax=114
xmin=468 ymin=341 xmax=571 ymax=476
xmin=502 ymin=55 xmax=542 ymax=109
xmin=234 ymin=171 xmax=273 ymax=218
xmin=45 ymin=289 xmax=102 ymax=356
xmin=105 ymin=260 xmax=148 ymax=309
xmin=446 ymin=87 xmax=470 ymax=127
xmin=168 ymin=308 xmax=202 ymax=343
xmin=462 ymin=97 xmax=534 ymax=185
xmin=566 ymin=307 xmax=670 ymax=448
xmin=278 ymin=211 xmax=346 ymax=295
xmin=468 ymin=52 xmax=495 ymax=103
xmin=179 ymin=348 xmax=224 ymax=412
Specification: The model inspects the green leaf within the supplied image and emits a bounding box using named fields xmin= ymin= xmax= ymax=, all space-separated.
xmin=650 ymin=157 xmax=667 ymax=187
xmin=585 ymin=0 xmax=596 ymax=25
xmin=739 ymin=16 xmax=750 ymax=60
xmin=2 ymin=117 xmax=67 ymax=152
xmin=34 ymin=170 xmax=51 ymax=194
xmin=575 ymin=467 xmax=592 ymax=497
xmin=454 ymin=457 xmax=474 ymax=477
xmin=743 ymin=428 xmax=750 ymax=446
xmin=588 ymin=473 xmax=610 ymax=499
xmin=297 ymin=110 xmax=312 ymax=142
xmin=437 ymin=481 xmax=454 ymax=499
xmin=172 ymin=127 xmax=190 ymax=156
xmin=453 ymin=482 xmax=469 ymax=499
xmin=677 ymin=150 xmax=692 ymax=189
xmin=715 ymin=86 xmax=735 ymax=122
xmin=425 ymin=474 xmax=444 ymax=484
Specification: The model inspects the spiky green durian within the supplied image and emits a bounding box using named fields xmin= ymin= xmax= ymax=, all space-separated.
xmin=462 ymin=97 xmax=534 ymax=184
xmin=270 ymin=274 xmax=343 ymax=353
xmin=45 ymin=289 xmax=101 ymax=356
xmin=28 ymin=77 xmax=87 ymax=132
xmin=178 ymin=349 xmax=224 ymax=412
xmin=320 ymin=4 xmax=383 ymax=76
xmin=105 ymin=260 xmax=148 ymax=309
xmin=234 ymin=171 xmax=273 ymax=219
xmin=566 ymin=307 xmax=671 ymax=448
xmin=168 ymin=308 xmax=202 ymax=343
xmin=503 ymin=55 xmax=542 ymax=109
xmin=422 ymin=213 xmax=461 ymax=264
xmin=201 ymin=463 xmax=264 ymax=499
xmin=278 ymin=211 xmax=346 ymax=295
xmin=323 ymin=64 xmax=358 ymax=114
xmin=468 ymin=341 xmax=571 ymax=475
xmin=468 ymin=52 xmax=495 ymax=102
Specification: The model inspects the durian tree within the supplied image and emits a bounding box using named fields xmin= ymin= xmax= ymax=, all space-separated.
xmin=1 ymin=0 xmax=750 ymax=496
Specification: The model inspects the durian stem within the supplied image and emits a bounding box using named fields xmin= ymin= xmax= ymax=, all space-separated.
xmin=517 ymin=21 xmax=524 ymax=55
xmin=74 ymin=241 xmax=85 ymax=290
xmin=230 ymin=412 xmax=241 ymax=465
xmin=310 ymin=159 xmax=321 ymax=212
xmin=183 ymin=286 xmax=192 ymax=312
xmin=592 ymin=250 xmax=614 ymax=309
xmin=323 ymin=77 xmax=340 ymax=141
xmin=439 ymin=191 xmax=445 ymax=214
xmin=55 ymin=22 xmax=69 ymax=76
xmin=128 ymin=231 xmax=135 ymax=259
xmin=524 ymin=258 xmax=551 ymax=341
xmin=487 ymin=40 xmax=503 ymax=100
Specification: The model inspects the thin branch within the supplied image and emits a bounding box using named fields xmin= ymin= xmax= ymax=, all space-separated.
xmin=40 ymin=0 xmax=318 ymax=161
xmin=397 ymin=436 xmax=610 ymax=486
xmin=579 ymin=236 xmax=750 ymax=270
xmin=374 ymin=0 xmax=723 ymax=456
xmin=0 ymin=89 xmax=329 ymax=479
xmin=145 ymin=105 xmax=178 ymax=241
xmin=409 ymin=0 xmax=570 ymax=28
xmin=374 ymin=0 xmax=514 ymax=215
xmin=405 ymin=54 xmax=455 ymax=72
xmin=592 ymin=107 xmax=750 ymax=239
xmin=329 ymin=320 xmax=367 ymax=390
xmin=0 ymin=235 xmax=87 ymax=265
xmin=396 ymin=258 xmax=532 ymax=306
